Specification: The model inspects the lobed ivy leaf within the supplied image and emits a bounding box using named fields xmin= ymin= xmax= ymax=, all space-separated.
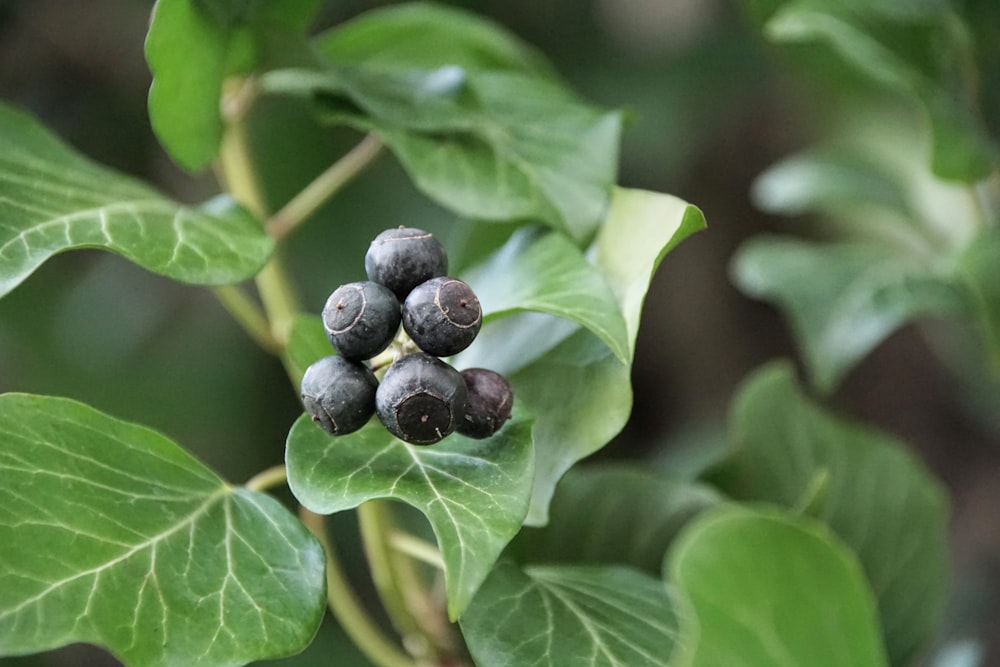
xmin=508 ymin=464 xmax=723 ymax=575
xmin=0 ymin=103 xmax=274 ymax=299
xmin=145 ymin=0 xmax=321 ymax=170
xmin=285 ymin=411 xmax=534 ymax=620
xmin=731 ymin=235 xmax=968 ymax=392
xmin=261 ymin=60 xmax=622 ymax=243
xmin=0 ymin=393 xmax=326 ymax=667
xmin=457 ymin=187 xmax=705 ymax=525
xmin=764 ymin=5 xmax=997 ymax=181
xmin=666 ymin=505 xmax=888 ymax=667
xmin=461 ymin=561 xmax=688 ymax=667
xmin=464 ymin=227 xmax=631 ymax=364
xmin=317 ymin=2 xmax=554 ymax=77
xmin=707 ymin=362 xmax=948 ymax=665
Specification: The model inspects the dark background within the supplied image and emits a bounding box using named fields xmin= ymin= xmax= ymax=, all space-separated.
xmin=1 ymin=1 xmax=998 ymax=665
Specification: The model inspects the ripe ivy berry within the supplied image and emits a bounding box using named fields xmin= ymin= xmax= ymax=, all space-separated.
xmin=301 ymin=355 xmax=378 ymax=436
xmin=376 ymin=352 xmax=468 ymax=445
xmin=457 ymin=368 xmax=513 ymax=439
xmin=365 ymin=226 xmax=448 ymax=300
xmin=402 ymin=277 xmax=482 ymax=357
xmin=322 ymin=281 xmax=401 ymax=361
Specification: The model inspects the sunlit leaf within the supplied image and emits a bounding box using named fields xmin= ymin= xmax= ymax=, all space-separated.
xmin=285 ymin=410 xmax=534 ymax=619
xmin=667 ymin=505 xmax=888 ymax=667
xmin=455 ymin=188 xmax=705 ymax=526
xmin=464 ymin=227 xmax=630 ymax=364
xmin=462 ymin=561 xmax=688 ymax=667
xmin=708 ymin=362 xmax=948 ymax=665
xmin=0 ymin=393 xmax=326 ymax=666
xmin=0 ymin=104 xmax=274 ymax=299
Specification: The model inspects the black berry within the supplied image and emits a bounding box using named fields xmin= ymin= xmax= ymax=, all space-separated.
xmin=301 ymin=355 xmax=378 ymax=436
xmin=322 ymin=281 xmax=401 ymax=361
xmin=365 ymin=226 xmax=448 ymax=300
xmin=402 ymin=277 xmax=482 ymax=357
xmin=457 ymin=368 xmax=513 ymax=439
xmin=376 ymin=353 xmax=468 ymax=445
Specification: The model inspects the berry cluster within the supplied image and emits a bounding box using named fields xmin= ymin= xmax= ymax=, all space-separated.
xmin=301 ymin=227 xmax=514 ymax=445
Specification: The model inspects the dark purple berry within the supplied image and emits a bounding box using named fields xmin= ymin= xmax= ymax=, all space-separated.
xmin=457 ymin=368 xmax=513 ymax=439
xmin=375 ymin=353 xmax=468 ymax=445
xmin=365 ymin=227 xmax=448 ymax=300
xmin=402 ymin=277 xmax=482 ymax=357
xmin=301 ymin=355 xmax=378 ymax=435
xmin=322 ymin=281 xmax=401 ymax=361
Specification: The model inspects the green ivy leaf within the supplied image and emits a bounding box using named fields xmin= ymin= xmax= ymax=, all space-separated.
xmin=509 ymin=464 xmax=723 ymax=575
xmin=667 ymin=505 xmax=888 ymax=667
xmin=145 ymin=0 xmax=321 ymax=169
xmin=765 ymin=5 xmax=997 ymax=181
xmin=956 ymin=228 xmax=1000 ymax=370
xmin=260 ymin=62 xmax=622 ymax=243
xmin=730 ymin=235 xmax=967 ymax=392
xmin=0 ymin=393 xmax=326 ymax=667
xmin=284 ymin=313 xmax=330 ymax=385
xmin=707 ymin=362 xmax=948 ymax=666
xmin=456 ymin=188 xmax=705 ymax=525
xmin=317 ymin=2 xmax=554 ymax=76
xmin=461 ymin=561 xmax=687 ymax=667
xmin=0 ymin=104 xmax=274 ymax=299
xmin=751 ymin=149 xmax=914 ymax=220
xmin=285 ymin=411 xmax=534 ymax=620
xmin=464 ymin=227 xmax=630 ymax=364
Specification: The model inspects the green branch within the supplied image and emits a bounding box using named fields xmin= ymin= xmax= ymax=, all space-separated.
xmin=299 ymin=508 xmax=417 ymax=667
xmin=267 ymin=133 xmax=384 ymax=240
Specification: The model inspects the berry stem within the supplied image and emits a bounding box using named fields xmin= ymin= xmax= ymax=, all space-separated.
xmin=267 ymin=133 xmax=385 ymax=241
xmin=212 ymin=284 xmax=281 ymax=355
xmin=244 ymin=464 xmax=288 ymax=493
xmin=387 ymin=530 xmax=445 ymax=570
xmin=299 ymin=508 xmax=417 ymax=667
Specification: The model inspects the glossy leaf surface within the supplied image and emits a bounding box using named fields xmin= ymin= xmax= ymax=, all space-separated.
xmin=317 ymin=2 xmax=552 ymax=75
xmin=260 ymin=62 xmax=621 ymax=243
xmin=0 ymin=104 xmax=274 ymax=299
xmin=709 ymin=362 xmax=948 ymax=665
xmin=0 ymin=393 xmax=326 ymax=666
xmin=146 ymin=0 xmax=321 ymax=169
xmin=667 ymin=505 xmax=888 ymax=667
xmin=285 ymin=411 xmax=534 ymax=619
xmin=465 ymin=227 xmax=630 ymax=364
xmin=462 ymin=561 xmax=686 ymax=667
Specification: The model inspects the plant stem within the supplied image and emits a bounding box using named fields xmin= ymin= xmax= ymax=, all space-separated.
xmin=244 ymin=464 xmax=288 ymax=493
xmin=358 ymin=502 xmax=426 ymax=645
xmin=299 ymin=508 xmax=417 ymax=667
xmin=359 ymin=501 xmax=463 ymax=663
xmin=212 ymin=284 xmax=281 ymax=354
xmin=388 ymin=531 xmax=445 ymax=571
xmin=267 ymin=133 xmax=384 ymax=240
xmin=255 ymin=256 xmax=300 ymax=349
